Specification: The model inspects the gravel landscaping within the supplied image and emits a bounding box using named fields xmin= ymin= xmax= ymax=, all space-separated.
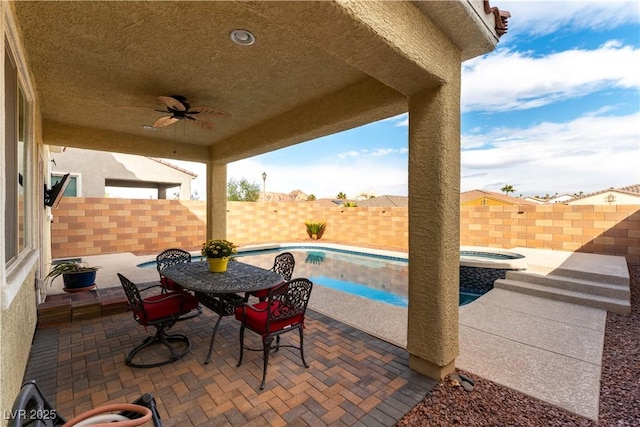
xmin=396 ymin=263 xmax=640 ymax=427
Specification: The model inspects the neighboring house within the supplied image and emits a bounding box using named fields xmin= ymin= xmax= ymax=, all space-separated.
xmin=523 ymin=196 xmax=547 ymax=204
xmin=461 ymin=190 xmax=536 ymax=207
xmin=567 ymin=184 xmax=640 ymax=205
xmin=357 ymin=195 xmax=409 ymax=207
xmin=525 ymin=194 xmax=576 ymax=204
xmin=51 ymin=147 xmax=197 ymax=200
xmin=547 ymin=194 xmax=575 ymax=204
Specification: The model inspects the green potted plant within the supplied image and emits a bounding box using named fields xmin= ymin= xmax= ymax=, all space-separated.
xmin=201 ymin=239 xmax=238 ymax=272
xmin=304 ymin=221 xmax=326 ymax=240
xmin=45 ymin=260 xmax=101 ymax=291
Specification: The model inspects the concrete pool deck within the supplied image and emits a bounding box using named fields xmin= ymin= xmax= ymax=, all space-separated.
xmin=46 ymin=249 xmax=625 ymax=421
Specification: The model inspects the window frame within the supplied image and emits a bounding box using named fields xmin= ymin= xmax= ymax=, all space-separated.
xmin=51 ymin=172 xmax=81 ymax=197
xmin=2 ymin=20 xmax=39 ymax=309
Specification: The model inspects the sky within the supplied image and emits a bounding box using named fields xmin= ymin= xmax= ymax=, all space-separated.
xmin=168 ymin=1 xmax=640 ymax=201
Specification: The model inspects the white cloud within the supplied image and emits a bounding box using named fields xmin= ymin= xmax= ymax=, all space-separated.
xmin=392 ymin=114 xmax=408 ymax=127
xmin=499 ymin=1 xmax=639 ymax=37
xmin=370 ymin=148 xmax=408 ymax=157
xmin=462 ymin=42 xmax=640 ymax=112
xmin=337 ymin=150 xmax=361 ymax=159
xmin=337 ymin=147 xmax=407 ymax=159
xmin=179 ymin=110 xmax=639 ymax=200
xmin=461 ymin=112 xmax=640 ymax=195
xmin=230 ymin=157 xmax=407 ymax=199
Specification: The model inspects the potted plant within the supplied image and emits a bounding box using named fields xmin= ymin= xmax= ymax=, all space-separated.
xmin=45 ymin=260 xmax=101 ymax=292
xmin=201 ymin=239 xmax=238 ymax=272
xmin=305 ymin=221 xmax=326 ymax=240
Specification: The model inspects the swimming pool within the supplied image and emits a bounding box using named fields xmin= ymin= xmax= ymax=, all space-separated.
xmin=137 ymin=244 xmax=526 ymax=307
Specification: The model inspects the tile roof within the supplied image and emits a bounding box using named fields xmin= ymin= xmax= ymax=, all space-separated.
xmin=148 ymin=157 xmax=198 ymax=178
xmin=567 ymin=184 xmax=640 ymax=202
xmin=356 ymin=195 xmax=408 ymax=207
xmin=460 ymin=189 xmax=537 ymax=205
xmin=484 ymin=0 xmax=511 ymax=37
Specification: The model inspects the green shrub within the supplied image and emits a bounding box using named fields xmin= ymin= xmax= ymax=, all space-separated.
xmin=304 ymin=221 xmax=326 ymax=240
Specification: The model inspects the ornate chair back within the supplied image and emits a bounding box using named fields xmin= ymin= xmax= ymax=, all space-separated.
xmin=248 ymin=252 xmax=296 ymax=302
xmin=272 ymin=252 xmax=295 ymax=282
xmin=156 ymin=248 xmax=191 ymax=292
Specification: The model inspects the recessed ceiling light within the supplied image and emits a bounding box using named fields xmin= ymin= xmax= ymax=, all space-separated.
xmin=142 ymin=125 xmax=157 ymax=131
xmin=230 ymin=29 xmax=255 ymax=46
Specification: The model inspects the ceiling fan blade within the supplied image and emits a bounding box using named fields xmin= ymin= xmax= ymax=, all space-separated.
xmin=153 ymin=116 xmax=179 ymax=128
xmin=190 ymin=117 xmax=216 ymax=130
xmin=189 ymin=106 xmax=231 ymax=118
xmin=158 ymin=96 xmax=186 ymax=112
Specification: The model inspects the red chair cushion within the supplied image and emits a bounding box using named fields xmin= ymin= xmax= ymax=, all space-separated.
xmin=250 ymin=281 xmax=284 ymax=299
xmin=140 ymin=292 xmax=199 ymax=322
xmin=250 ymin=289 xmax=269 ymax=299
xmin=160 ymin=276 xmax=184 ymax=291
xmin=234 ymin=301 xmax=304 ymax=335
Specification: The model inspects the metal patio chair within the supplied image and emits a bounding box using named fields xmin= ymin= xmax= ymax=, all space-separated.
xmin=235 ymin=278 xmax=313 ymax=390
xmin=118 ymin=273 xmax=199 ymax=368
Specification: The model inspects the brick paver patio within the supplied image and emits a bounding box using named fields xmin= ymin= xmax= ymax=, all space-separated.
xmin=25 ymin=288 xmax=435 ymax=426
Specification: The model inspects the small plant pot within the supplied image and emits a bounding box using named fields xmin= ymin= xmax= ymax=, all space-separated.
xmin=305 ymin=221 xmax=326 ymax=240
xmin=208 ymin=257 xmax=229 ymax=273
xmin=62 ymin=270 xmax=97 ymax=291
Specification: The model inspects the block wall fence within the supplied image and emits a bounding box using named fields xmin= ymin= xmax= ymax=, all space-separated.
xmin=51 ymin=198 xmax=640 ymax=263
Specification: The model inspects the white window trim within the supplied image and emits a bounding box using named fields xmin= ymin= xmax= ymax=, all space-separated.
xmin=2 ymin=9 xmax=39 ymax=308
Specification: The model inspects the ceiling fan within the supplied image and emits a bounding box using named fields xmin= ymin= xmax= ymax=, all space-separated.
xmin=149 ymin=95 xmax=231 ymax=131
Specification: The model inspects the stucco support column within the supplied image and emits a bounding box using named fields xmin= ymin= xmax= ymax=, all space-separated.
xmin=407 ymin=82 xmax=460 ymax=380
xmin=206 ymin=162 xmax=227 ymax=240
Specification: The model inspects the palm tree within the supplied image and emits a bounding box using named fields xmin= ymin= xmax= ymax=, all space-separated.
xmin=336 ymin=192 xmax=347 ymax=200
xmin=500 ymin=185 xmax=516 ymax=196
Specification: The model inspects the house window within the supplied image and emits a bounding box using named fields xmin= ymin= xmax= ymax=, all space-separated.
xmin=5 ymin=43 xmax=31 ymax=265
xmin=51 ymin=173 xmax=79 ymax=197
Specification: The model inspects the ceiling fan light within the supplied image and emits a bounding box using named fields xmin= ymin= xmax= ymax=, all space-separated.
xmin=230 ymin=29 xmax=255 ymax=46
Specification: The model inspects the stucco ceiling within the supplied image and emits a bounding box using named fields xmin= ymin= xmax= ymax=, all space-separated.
xmin=11 ymin=1 xmax=499 ymax=163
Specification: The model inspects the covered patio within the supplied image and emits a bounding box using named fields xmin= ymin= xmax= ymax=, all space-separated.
xmin=1 ymin=0 xmax=511 ymax=418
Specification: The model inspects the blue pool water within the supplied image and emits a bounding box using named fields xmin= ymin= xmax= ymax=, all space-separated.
xmin=138 ymin=246 xmax=487 ymax=307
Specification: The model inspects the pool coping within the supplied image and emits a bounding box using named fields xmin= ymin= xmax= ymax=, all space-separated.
xmin=135 ymin=242 xmax=529 ymax=271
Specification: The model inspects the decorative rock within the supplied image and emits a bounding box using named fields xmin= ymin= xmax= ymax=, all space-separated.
xmin=461 ymin=380 xmax=474 ymax=392
xmin=458 ymin=373 xmax=475 ymax=386
xmin=448 ymin=378 xmax=461 ymax=388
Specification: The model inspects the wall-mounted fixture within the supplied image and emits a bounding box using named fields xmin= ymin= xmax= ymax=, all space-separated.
xmin=230 ymin=29 xmax=255 ymax=46
xmin=44 ymin=173 xmax=70 ymax=207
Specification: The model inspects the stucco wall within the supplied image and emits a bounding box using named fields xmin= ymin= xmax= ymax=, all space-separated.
xmin=50 ymin=198 xmax=640 ymax=263
xmin=1 ymin=269 xmax=38 ymax=419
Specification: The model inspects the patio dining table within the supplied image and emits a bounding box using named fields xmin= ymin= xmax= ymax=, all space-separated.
xmin=162 ymin=260 xmax=284 ymax=364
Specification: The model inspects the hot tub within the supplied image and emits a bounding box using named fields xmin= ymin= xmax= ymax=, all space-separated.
xmin=459 ymin=246 xmax=527 ymax=293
